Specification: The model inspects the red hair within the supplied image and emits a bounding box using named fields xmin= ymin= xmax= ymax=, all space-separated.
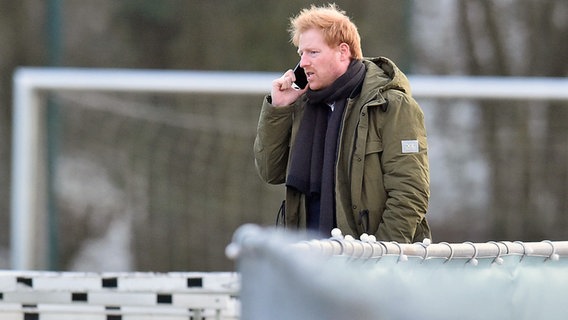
xmin=289 ymin=4 xmax=363 ymax=59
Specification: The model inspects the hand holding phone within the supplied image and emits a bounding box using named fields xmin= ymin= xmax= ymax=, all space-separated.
xmin=270 ymin=63 xmax=307 ymax=106
xmin=293 ymin=62 xmax=308 ymax=89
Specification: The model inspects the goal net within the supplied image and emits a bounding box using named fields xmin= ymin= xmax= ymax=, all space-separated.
xmin=11 ymin=68 xmax=284 ymax=271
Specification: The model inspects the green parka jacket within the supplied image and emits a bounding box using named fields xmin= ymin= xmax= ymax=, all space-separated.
xmin=254 ymin=57 xmax=431 ymax=243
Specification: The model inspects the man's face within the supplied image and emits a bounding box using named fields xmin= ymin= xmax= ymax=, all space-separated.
xmin=297 ymin=28 xmax=349 ymax=90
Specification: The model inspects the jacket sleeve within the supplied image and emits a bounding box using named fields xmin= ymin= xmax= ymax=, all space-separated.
xmin=253 ymin=95 xmax=295 ymax=184
xmin=377 ymin=90 xmax=430 ymax=243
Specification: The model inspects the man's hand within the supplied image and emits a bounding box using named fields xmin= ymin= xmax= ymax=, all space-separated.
xmin=270 ymin=69 xmax=308 ymax=107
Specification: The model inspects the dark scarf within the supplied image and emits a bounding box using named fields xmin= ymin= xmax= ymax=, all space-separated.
xmin=286 ymin=59 xmax=365 ymax=235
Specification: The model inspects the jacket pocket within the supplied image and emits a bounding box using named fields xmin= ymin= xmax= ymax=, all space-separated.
xmin=365 ymin=140 xmax=383 ymax=155
xmin=360 ymin=139 xmax=386 ymax=236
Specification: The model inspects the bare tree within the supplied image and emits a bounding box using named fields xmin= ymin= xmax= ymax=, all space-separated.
xmin=456 ymin=0 xmax=568 ymax=240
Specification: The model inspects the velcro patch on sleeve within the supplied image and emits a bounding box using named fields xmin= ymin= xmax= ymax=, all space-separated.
xmin=401 ymin=140 xmax=419 ymax=153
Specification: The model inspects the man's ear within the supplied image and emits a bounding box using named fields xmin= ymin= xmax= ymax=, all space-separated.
xmin=338 ymin=42 xmax=351 ymax=60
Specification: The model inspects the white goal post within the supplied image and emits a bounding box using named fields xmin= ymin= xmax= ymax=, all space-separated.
xmin=10 ymin=67 xmax=568 ymax=270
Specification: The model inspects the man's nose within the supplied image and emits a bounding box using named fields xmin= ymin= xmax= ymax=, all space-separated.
xmin=299 ymin=56 xmax=310 ymax=68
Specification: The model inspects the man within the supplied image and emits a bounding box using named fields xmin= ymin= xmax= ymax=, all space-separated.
xmin=254 ymin=4 xmax=431 ymax=243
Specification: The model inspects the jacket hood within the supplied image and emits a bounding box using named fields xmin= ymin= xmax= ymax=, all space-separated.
xmin=363 ymin=57 xmax=412 ymax=96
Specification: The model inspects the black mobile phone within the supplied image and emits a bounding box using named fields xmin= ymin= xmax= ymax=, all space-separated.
xmin=293 ymin=62 xmax=308 ymax=89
